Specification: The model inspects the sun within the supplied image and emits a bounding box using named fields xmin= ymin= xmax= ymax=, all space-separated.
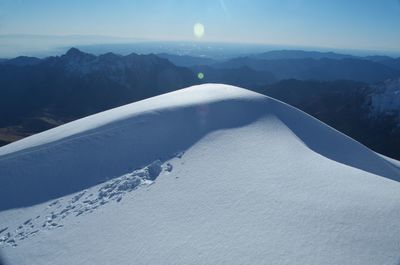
xmin=193 ymin=23 xmax=205 ymax=38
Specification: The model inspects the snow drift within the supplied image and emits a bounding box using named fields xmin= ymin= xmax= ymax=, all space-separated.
xmin=0 ymin=84 xmax=399 ymax=265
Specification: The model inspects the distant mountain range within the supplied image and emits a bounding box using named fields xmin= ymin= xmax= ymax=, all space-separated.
xmin=0 ymin=56 xmax=42 ymax=66
xmin=0 ymin=48 xmax=197 ymax=126
xmin=157 ymin=53 xmax=217 ymax=67
xmin=214 ymin=57 xmax=399 ymax=83
xmin=2 ymin=49 xmax=400 ymax=85
xmin=249 ymin=49 xmax=357 ymax=60
xmin=160 ymin=49 xmax=400 ymax=84
xmin=0 ymin=48 xmax=399 ymax=159
xmin=191 ymin=65 xmax=276 ymax=88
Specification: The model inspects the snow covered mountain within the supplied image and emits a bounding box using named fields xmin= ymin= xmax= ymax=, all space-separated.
xmin=0 ymin=84 xmax=399 ymax=265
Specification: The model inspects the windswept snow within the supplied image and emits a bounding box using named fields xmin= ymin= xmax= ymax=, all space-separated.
xmin=0 ymin=84 xmax=399 ymax=265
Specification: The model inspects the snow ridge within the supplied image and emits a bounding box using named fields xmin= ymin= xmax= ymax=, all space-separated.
xmin=1 ymin=84 xmax=400 ymax=265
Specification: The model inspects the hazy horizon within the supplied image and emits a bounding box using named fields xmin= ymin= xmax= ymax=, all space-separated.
xmin=1 ymin=34 xmax=400 ymax=59
xmin=1 ymin=0 xmax=400 ymax=57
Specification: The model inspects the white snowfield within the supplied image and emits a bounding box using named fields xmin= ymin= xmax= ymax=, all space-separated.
xmin=0 ymin=84 xmax=399 ymax=265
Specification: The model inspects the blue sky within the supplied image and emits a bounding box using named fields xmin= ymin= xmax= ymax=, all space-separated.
xmin=1 ymin=0 xmax=400 ymax=52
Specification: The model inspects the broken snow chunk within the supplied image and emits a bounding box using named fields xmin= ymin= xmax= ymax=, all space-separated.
xmin=164 ymin=163 xmax=173 ymax=172
xmin=6 ymin=238 xmax=16 ymax=246
xmin=2 ymin=158 xmax=172 ymax=245
xmin=29 ymin=230 xmax=39 ymax=235
xmin=146 ymin=160 xmax=162 ymax=180
xmin=48 ymin=200 xmax=59 ymax=207
xmin=0 ymin=232 xmax=11 ymax=244
xmin=117 ymin=177 xmax=141 ymax=191
xmin=175 ymin=151 xmax=184 ymax=158
xmin=71 ymin=191 xmax=86 ymax=203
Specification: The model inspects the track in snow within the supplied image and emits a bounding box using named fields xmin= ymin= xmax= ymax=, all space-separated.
xmin=0 ymin=155 xmax=180 ymax=247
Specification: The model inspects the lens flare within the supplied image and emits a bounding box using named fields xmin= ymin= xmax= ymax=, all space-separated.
xmin=197 ymin=72 xmax=204 ymax=79
xmin=193 ymin=23 xmax=205 ymax=38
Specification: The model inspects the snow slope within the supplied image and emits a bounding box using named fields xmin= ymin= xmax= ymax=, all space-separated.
xmin=0 ymin=84 xmax=399 ymax=265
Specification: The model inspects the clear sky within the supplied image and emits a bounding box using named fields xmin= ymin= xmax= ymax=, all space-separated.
xmin=1 ymin=0 xmax=400 ymax=52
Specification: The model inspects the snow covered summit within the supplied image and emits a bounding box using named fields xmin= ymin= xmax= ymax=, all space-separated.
xmin=0 ymin=84 xmax=399 ymax=265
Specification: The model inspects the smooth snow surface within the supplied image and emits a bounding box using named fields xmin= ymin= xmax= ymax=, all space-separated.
xmin=0 ymin=84 xmax=399 ymax=265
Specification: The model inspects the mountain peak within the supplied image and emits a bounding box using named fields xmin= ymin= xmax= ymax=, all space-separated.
xmin=65 ymin=47 xmax=83 ymax=56
xmin=63 ymin=47 xmax=95 ymax=60
xmin=1 ymin=84 xmax=400 ymax=264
